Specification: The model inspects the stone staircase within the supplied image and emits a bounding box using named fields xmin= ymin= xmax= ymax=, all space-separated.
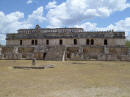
xmin=45 ymin=46 xmax=65 ymax=61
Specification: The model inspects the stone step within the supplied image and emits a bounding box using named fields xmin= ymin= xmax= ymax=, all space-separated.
xmin=45 ymin=47 xmax=65 ymax=60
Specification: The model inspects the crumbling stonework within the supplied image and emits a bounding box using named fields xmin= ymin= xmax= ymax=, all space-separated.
xmin=0 ymin=25 xmax=129 ymax=61
xmin=0 ymin=46 xmax=129 ymax=61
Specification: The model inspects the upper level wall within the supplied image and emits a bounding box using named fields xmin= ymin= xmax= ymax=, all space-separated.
xmin=6 ymin=25 xmax=126 ymax=47
xmin=18 ymin=28 xmax=84 ymax=34
xmin=6 ymin=31 xmax=125 ymax=40
xmin=6 ymin=38 xmax=126 ymax=47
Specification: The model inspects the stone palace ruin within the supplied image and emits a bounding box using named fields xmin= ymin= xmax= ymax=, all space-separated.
xmin=0 ymin=25 xmax=130 ymax=61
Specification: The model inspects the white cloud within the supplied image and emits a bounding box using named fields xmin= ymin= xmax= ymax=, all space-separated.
xmin=0 ymin=11 xmax=32 ymax=45
xmin=75 ymin=22 xmax=97 ymax=31
xmin=27 ymin=0 xmax=33 ymax=4
xmin=75 ymin=17 xmax=130 ymax=32
xmin=127 ymin=36 xmax=130 ymax=40
xmin=45 ymin=1 xmax=57 ymax=9
xmin=0 ymin=11 xmax=31 ymax=34
xmin=46 ymin=0 xmax=130 ymax=27
xmin=0 ymin=6 xmax=45 ymax=45
xmin=114 ymin=17 xmax=130 ymax=32
xmin=74 ymin=17 xmax=130 ymax=40
xmin=0 ymin=34 xmax=6 ymax=45
xmin=27 ymin=6 xmax=46 ymax=23
xmin=0 ymin=6 xmax=45 ymax=34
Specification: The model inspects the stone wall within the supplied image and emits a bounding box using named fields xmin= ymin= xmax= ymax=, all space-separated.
xmin=65 ymin=46 xmax=129 ymax=61
xmin=6 ymin=40 xmax=20 ymax=46
xmin=18 ymin=27 xmax=84 ymax=34
xmin=6 ymin=38 xmax=125 ymax=47
xmin=0 ymin=46 xmax=129 ymax=61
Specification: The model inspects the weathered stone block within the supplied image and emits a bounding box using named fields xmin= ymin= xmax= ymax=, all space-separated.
xmin=106 ymin=55 xmax=118 ymax=61
xmin=97 ymin=54 xmax=106 ymax=61
xmin=120 ymin=55 xmax=128 ymax=61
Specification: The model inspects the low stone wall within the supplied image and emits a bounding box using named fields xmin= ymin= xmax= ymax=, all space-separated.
xmin=0 ymin=53 xmax=22 ymax=60
xmin=0 ymin=46 xmax=129 ymax=61
xmin=65 ymin=46 xmax=129 ymax=61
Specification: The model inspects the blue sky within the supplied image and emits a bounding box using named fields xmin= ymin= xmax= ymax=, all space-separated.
xmin=0 ymin=0 xmax=130 ymax=44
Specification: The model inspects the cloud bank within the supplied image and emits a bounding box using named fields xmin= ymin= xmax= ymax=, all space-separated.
xmin=46 ymin=0 xmax=130 ymax=27
xmin=0 ymin=6 xmax=45 ymax=44
xmin=0 ymin=0 xmax=130 ymax=44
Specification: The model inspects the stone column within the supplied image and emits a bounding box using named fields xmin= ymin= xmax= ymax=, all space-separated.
xmin=32 ymin=58 xmax=36 ymax=66
xmin=14 ymin=47 xmax=18 ymax=54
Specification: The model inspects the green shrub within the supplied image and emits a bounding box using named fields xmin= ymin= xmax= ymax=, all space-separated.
xmin=126 ymin=40 xmax=130 ymax=48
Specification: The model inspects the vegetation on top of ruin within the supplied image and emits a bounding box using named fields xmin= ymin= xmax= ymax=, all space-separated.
xmin=126 ymin=40 xmax=130 ymax=48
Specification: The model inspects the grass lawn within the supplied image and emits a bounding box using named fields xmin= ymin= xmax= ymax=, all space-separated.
xmin=0 ymin=60 xmax=130 ymax=97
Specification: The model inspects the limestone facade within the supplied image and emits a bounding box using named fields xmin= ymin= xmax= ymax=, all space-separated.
xmin=6 ymin=38 xmax=125 ymax=47
xmin=0 ymin=25 xmax=129 ymax=61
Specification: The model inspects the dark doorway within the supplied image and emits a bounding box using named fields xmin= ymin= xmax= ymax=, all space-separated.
xmin=74 ymin=39 xmax=77 ymax=45
xmin=59 ymin=39 xmax=63 ymax=45
xmin=86 ymin=39 xmax=89 ymax=45
xmin=91 ymin=39 xmax=94 ymax=45
xmin=104 ymin=39 xmax=107 ymax=45
xmin=32 ymin=40 xmax=34 ymax=45
xmin=35 ymin=40 xmax=38 ymax=45
xmin=43 ymin=53 xmax=47 ymax=60
xmin=46 ymin=40 xmax=49 ymax=45
xmin=20 ymin=40 xmax=22 ymax=45
xmin=67 ymin=53 xmax=71 ymax=58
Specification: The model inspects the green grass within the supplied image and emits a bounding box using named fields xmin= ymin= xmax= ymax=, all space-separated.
xmin=126 ymin=40 xmax=130 ymax=48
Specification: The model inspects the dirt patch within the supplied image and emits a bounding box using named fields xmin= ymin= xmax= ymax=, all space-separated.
xmin=0 ymin=60 xmax=130 ymax=97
